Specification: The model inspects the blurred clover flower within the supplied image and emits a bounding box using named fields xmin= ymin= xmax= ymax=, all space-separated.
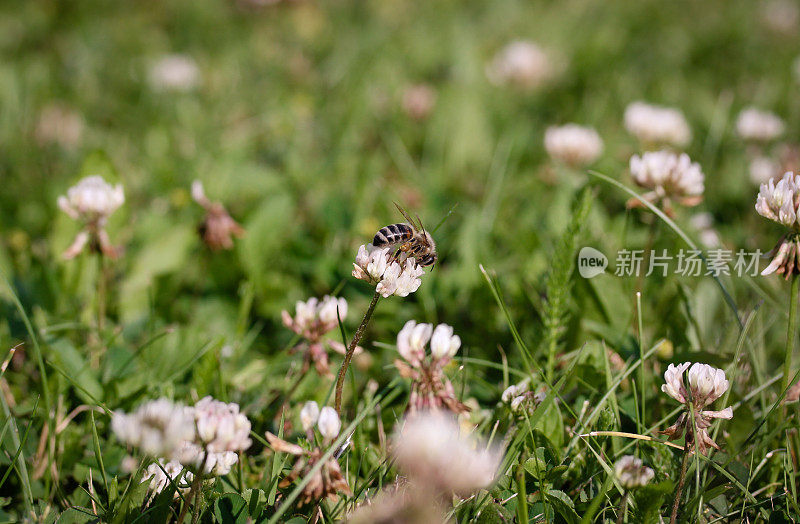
xmin=192 ymin=396 xmax=253 ymax=454
xmin=486 ymin=40 xmax=553 ymax=90
xmin=501 ymin=382 xmax=546 ymax=413
xmin=142 ymin=459 xmax=193 ymax=499
xmin=266 ymin=404 xmax=352 ymax=505
xmin=623 ymin=101 xmax=691 ymax=148
xmin=402 ymin=84 xmax=437 ymax=121
xmin=750 ymin=156 xmax=781 ymax=185
xmin=391 ymin=411 xmax=503 ymax=497
xmin=148 ymin=54 xmax=199 ymax=92
xmin=544 ymin=124 xmax=604 ymax=167
xmin=58 ymin=175 xmax=125 ymax=259
xmin=756 ymin=171 xmax=800 ymax=277
xmin=627 ymin=150 xmax=704 ymax=215
xmin=394 ymin=321 xmax=468 ymax=414
xmin=35 ymin=104 xmax=84 ymax=150
xmin=112 ymin=399 xmax=196 ymax=459
xmin=614 ymin=455 xmax=654 ymax=489
xmin=352 ymin=244 xmax=425 ymax=298
xmin=660 ymin=362 xmax=733 ymax=454
xmin=282 ymin=295 xmax=358 ymax=376
xmin=736 ymin=107 xmax=784 ymax=143
xmin=191 ymin=180 xmax=244 ymax=250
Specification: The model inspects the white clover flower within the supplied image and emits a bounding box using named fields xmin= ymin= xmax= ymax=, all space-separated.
xmin=112 ymin=399 xmax=195 ymax=459
xmin=397 ymin=320 xmax=433 ymax=364
xmin=353 ymin=244 xmax=425 ymax=298
xmin=35 ymin=104 xmax=84 ymax=149
xmin=148 ymin=54 xmax=200 ymax=92
xmin=317 ymin=407 xmax=341 ymax=443
xmin=762 ymin=0 xmax=800 ymax=34
xmin=736 ymin=107 xmax=784 ymax=142
xmin=660 ymin=362 xmax=733 ymax=454
xmin=300 ymin=401 xmax=320 ymax=433
xmin=501 ymin=384 xmax=527 ymax=403
xmin=755 ymin=171 xmax=800 ymax=228
xmin=544 ymin=124 xmax=604 ymax=167
xmin=391 ymin=412 xmax=503 ymax=496
xmin=624 ymin=101 xmax=691 ymax=147
xmin=192 ymin=396 xmax=252 ymax=453
xmin=750 ymin=156 xmax=780 ymax=185
xmin=628 ymin=151 xmax=704 ymax=212
xmin=614 ymin=455 xmax=654 ymax=489
xmin=486 ymin=41 xmax=553 ymax=89
xmin=318 ymin=295 xmax=348 ymax=325
xmin=430 ymin=324 xmax=461 ymax=360
xmin=174 ymin=440 xmax=239 ymax=476
xmin=58 ymin=176 xmax=125 ymax=222
xmin=143 ymin=459 xmax=193 ymax=496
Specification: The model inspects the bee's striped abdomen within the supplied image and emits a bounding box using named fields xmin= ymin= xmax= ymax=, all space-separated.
xmin=373 ymin=223 xmax=413 ymax=247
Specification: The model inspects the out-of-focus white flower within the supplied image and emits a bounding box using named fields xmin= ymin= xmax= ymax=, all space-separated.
xmin=660 ymin=362 xmax=733 ymax=454
xmin=544 ymin=124 xmax=604 ymax=167
xmin=191 ymin=180 xmax=244 ymax=250
xmin=395 ymin=322 xmax=466 ymax=414
xmin=690 ymin=213 xmax=721 ymax=248
xmin=762 ymin=0 xmax=800 ymax=34
xmin=628 ymin=151 xmax=704 ymax=213
xmin=402 ymin=84 xmax=437 ymax=121
xmin=59 ymin=176 xmax=125 ymax=222
xmin=353 ymin=244 xmax=426 ymax=298
xmin=430 ymin=324 xmax=461 ymax=360
xmin=755 ymin=171 xmax=800 ymax=228
xmin=501 ymin=384 xmax=526 ymax=403
xmin=317 ymin=407 xmax=341 ymax=443
xmin=750 ymin=156 xmax=781 ymax=185
xmin=282 ymin=295 xmax=352 ymax=376
xmin=35 ymin=104 xmax=84 ymax=149
xmin=112 ymin=399 xmax=195 ymax=459
xmin=148 ymin=54 xmax=200 ymax=92
xmin=486 ymin=41 xmax=553 ymax=89
xmin=614 ymin=455 xmax=654 ymax=489
xmin=397 ymin=320 xmax=433 ymax=364
xmin=175 ymin=441 xmax=239 ymax=476
xmin=192 ymin=396 xmax=252 ymax=453
xmin=736 ymin=107 xmax=784 ymax=142
xmin=143 ymin=459 xmax=193 ymax=496
xmin=624 ymin=101 xmax=691 ymax=147
xmin=391 ymin=412 xmax=503 ymax=496
xmin=300 ymin=401 xmax=320 ymax=433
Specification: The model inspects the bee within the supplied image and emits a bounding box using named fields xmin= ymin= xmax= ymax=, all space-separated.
xmin=372 ymin=204 xmax=437 ymax=267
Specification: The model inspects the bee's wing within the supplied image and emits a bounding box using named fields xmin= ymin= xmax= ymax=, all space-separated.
xmin=393 ymin=202 xmax=419 ymax=229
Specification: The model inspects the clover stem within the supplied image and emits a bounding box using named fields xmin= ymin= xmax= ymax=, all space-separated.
xmin=334 ymin=291 xmax=380 ymax=414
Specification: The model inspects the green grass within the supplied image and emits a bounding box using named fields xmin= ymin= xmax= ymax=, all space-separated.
xmin=1 ymin=0 xmax=800 ymax=521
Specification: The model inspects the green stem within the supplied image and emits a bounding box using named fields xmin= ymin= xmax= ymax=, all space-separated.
xmin=515 ymin=453 xmax=528 ymax=524
xmin=670 ymin=441 xmax=691 ymax=524
xmin=616 ymin=491 xmax=628 ymax=524
xmin=782 ymin=272 xmax=800 ymax=394
xmin=334 ymin=291 xmax=380 ymax=415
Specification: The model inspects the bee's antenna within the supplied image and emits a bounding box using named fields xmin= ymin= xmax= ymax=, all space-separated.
xmin=394 ymin=202 xmax=416 ymax=227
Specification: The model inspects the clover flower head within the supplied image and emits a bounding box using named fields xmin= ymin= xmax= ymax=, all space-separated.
xmin=148 ymin=54 xmax=200 ymax=92
xmin=737 ymin=107 xmax=784 ymax=142
xmin=175 ymin=441 xmax=239 ymax=476
xmin=142 ymin=459 xmax=193 ymax=497
xmin=395 ymin=321 xmax=467 ymax=414
xmin=317 ymin=407 xmax=341 ymax=443
xmin=544 ymin=124 xmax=604 ymax=167
xmin=660 ymin=362 xmax=733 ymax=454
xmin=35 ymin=104 xmax=84 ymax=149
xmin=191 ymin=180 xmax=244 ymax=250
xmin=486 ymin=41 xmax=553 ymax=89
xmin=112 ymin=399 xmax=195 ymax=459
xmin=58 ymin=175 xmax=125 ymax=259
xmin=624 ymin=101 xmax=691 ymax=147
xmin=755 ymin=171 xmax=800 ymax=228
xmin=391 ymin=412 xmax=503 ymax=496
xmin=628 ymin=150 xmax=704 ymax=214
xmin=353 ymin=244 xmax=426 ymax=298
xmin=300 ymin=401 xmax=320 ymax=433
xmin=192 ymin=396 xmax=252 ymax=453
xmin=750 ymin=156 xmax=781 ymax=185
xmin=614 ymin=455 xmax=654 ymax=489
